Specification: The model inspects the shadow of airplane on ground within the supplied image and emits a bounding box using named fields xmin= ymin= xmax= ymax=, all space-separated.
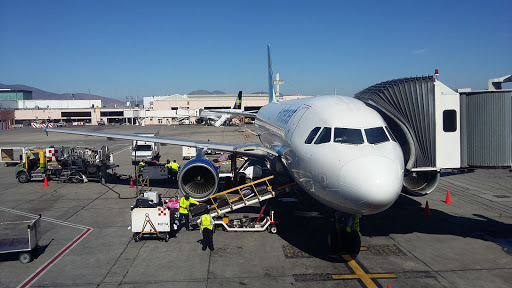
xmin=270 ymin=190 xmax=512 ymax=263
xmin=361 ymin=194 xmax=511 ymax=240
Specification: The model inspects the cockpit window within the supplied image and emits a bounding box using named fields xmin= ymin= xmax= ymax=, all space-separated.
xmin=365 ymin=127 xmax=389 ymax=144
xmin=314 ymin=127 xmax=332 ymax=144
xmin=305 ymin=127 xmax=321 ymax=144
xmin=334 ymin=128 xmax=364 ymax=144
xmin=385 ymin=126 xmax=397 ymax=142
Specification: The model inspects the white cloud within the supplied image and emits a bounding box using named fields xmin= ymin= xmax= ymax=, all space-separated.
xmin=413 ymin=48 xmax=428 ymax=55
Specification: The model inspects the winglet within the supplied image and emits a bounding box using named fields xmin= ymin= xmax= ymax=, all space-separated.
xmin=268 ymin=45 xmax=276 ymax=103
xmin=44 ymin=123 xmax=49 ymax=136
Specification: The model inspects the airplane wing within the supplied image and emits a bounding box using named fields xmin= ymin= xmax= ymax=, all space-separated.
xmin=214 ymin=114 xmax=230 ymax=127
xmin=206 ymin=110 xmax=256 ymax=117
xmin=45 ymin=127 xmax=277 ymax=158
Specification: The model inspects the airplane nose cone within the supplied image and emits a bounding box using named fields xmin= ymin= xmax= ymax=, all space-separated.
xmin=339 ymin=156 xmax=403 ymax=214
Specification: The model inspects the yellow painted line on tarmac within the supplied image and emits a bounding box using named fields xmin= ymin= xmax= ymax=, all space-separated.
xmin=331 ymin=254 xmax=396 ymax=288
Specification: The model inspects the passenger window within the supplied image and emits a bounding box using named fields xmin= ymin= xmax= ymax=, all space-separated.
xmin=334 ymin=128 xmax=364 ymax=144
xmin=365 ymin=127 xmax=389 ymax=144
xmin=385 ymin=126 xmax=397 ymax=142
xmin=305 ymin=127 xmax=321 ymax=144
xmin=314 ymin=127 xmax=332 ymax=144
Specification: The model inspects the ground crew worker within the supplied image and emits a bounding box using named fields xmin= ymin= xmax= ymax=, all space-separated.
xmin=171 ymin=160 xmax=180 ymax=182
xmin=137 ymin=159 xmax=146 ymax=172
xmin=197 ymin=213 xmax=214 ymax=251
xmin=178 ymin=194 xmax=198 ymax=231
xmin=164 ymin=159 xmax=172 ymax=181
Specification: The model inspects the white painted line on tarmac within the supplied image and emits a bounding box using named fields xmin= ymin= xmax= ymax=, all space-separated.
xmin=0 ymin=207 xmax=93 ymax=288
xmin=17 ymin=228 xmax=92 ymax=288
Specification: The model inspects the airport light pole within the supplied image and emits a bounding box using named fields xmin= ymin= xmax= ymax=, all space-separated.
xmin=126 ymin=96 xmax=134 ymax=108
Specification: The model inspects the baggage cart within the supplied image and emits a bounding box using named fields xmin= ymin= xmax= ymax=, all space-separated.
xmin=0 ymin=214 xmax=42 ymax=263
xmin=131 ymin=207 xmax=172 ymax=242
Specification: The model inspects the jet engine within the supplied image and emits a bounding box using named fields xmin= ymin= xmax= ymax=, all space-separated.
xmin=178 ymin=158 xmax=219 ymax=201
xmin=402 ymin=170 xmax=440 ymax=196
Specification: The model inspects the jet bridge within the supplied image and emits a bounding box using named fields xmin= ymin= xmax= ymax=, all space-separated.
xmin=355 ymin=76 xmax=512 ymax=196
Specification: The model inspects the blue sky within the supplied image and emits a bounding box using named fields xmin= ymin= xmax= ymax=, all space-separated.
xmin=1 ymin=0 xmax=511 ymax=100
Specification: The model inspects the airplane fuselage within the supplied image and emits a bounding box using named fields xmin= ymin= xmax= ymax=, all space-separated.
xmin=256 ymin=95 xmax=405 ymax=215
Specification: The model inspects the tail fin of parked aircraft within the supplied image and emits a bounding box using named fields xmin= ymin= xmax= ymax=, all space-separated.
xmin=268 ymin=45 xmax=276 ymax=103
xmin=232 ymin=91 xmax=242 ymax=109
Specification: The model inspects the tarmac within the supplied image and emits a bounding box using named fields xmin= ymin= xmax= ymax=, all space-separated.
xmin=0 ymin=124 xmax=511 ymax=288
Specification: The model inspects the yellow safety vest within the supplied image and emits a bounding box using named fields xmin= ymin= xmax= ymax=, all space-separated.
xmin=179 ymin=197 xmax=198 ymax=214
xmin=201 ymin=214 xmax=213 ymax=230
xmin=138 ymin=162 xmax=145 ymax=171
xmin=171 ymin=162 xmax=179 ymax=172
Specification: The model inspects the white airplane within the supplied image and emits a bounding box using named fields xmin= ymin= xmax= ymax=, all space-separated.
xmin=195 ymin=91 xmax=246 ymax=127
xmin=45 ymin=45 xmax=405 ymax=254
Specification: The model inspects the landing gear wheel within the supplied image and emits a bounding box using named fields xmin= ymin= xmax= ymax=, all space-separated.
xmin=340 ymin=230 xmax=361 ymax=259
xmin=133 ymin=233 xmax=140 ymax=242
xmin=327 ymin=229 xmax=340 ymax=251
xmin=19 ymin=252 xmax=32 ymax=264
xmin=269 ymin=224 xmax=277 ymax=234
xmin=18 ymin=171 xmax=29 ymax=183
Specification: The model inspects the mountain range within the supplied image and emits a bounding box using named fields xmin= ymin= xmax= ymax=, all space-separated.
xmin=0 ymin=83 xmax=125 ymax=107
xmin=0 ymin=83 xmax=274 ymax=108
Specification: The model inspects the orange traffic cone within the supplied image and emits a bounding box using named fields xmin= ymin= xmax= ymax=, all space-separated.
xmin=130 ymin=178 xmax=134 ymax=188
xmin=43 ymin=177 xmax=49 ymax=187
xmin=445 ymin=190 xmax=452 ymax=204
xmin=387 ymin=285 xmax=391 ymax=288
xmin=424 ymin=201 xmax=431 ymax=215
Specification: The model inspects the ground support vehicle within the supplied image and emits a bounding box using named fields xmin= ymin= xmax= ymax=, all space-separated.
xmin=138 ymin=163 xmax=168 ymax=181
xmin=215 ymin=208 xmax=277 ymax=233
xmin=182 ymin=146 xmax=196 ymax=160
xmin=15 ymin=146 xmax=118 ymax=184
xmin=130 ymin=192 xmax=176 ymax=242
xmin=131 ymin=132 xmax=161 ymax=165
xmin=0 ymin=214 xmax=42 ymax=264
xmin=0 ymin=147 xmax=28 ymax=167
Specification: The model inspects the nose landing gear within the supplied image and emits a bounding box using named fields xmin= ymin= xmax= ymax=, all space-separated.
xmin=328 ymin=212 xmax=361 ymax=259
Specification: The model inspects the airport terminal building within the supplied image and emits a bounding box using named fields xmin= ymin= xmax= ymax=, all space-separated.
xmin=1 ymin=91 xmax=308 ymax=126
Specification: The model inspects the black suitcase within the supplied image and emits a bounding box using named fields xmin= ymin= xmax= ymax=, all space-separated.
xmin=134 ymin=197 xmax=157 ymax=208
xmin=189 ymin=203 xmax=209 ymax=217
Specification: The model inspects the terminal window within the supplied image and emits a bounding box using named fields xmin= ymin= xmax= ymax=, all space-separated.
xmin=443 ymin=110 xmax=457 ymax=132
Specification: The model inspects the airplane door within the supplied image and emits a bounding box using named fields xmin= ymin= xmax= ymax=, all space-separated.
xmin=286 ymin=106 xmax=309 ymax=137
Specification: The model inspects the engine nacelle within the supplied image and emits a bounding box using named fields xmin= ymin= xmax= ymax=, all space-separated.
xmin=402 ymin=170 xmax=440 ymax=196
xmin=178 ymin=158 xmax=219 ymax=201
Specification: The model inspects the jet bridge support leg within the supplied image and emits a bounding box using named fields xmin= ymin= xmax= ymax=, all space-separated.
xmin=328 ymin=212 xmax=361 ymax=258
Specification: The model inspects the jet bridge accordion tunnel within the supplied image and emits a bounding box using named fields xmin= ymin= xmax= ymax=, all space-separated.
xmin=355 ymin=76 xmax=461 ymax=196
xmin=356 ymin=76 xmax=512 ymax=196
